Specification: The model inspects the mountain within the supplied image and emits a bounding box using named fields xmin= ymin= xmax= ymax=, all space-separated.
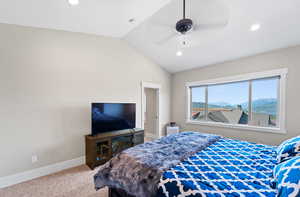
xmin=192 ymin=102 xmax=223 ymax=109
xmin=192 ymin=98 xmax=277 ymax=115
xmin=192 ymin=102 xmax=235 ymax=110
xmin=241 ymin=98 xmax=277 ymax=115
xmin=210 ymin=102 xmax=232 ymax=106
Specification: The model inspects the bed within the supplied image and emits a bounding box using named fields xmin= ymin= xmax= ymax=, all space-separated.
xmin=94 ymin=132 xmax=278 ymax=197
xmin=157 ymin=138 xmax=277 ymax=197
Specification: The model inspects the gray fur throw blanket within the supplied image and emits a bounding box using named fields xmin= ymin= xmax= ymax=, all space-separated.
xmin=94 ymin=131 xmax=221 ymax=197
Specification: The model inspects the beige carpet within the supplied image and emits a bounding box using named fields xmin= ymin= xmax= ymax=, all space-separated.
xmin=0 ymin=165 xmax=108 ymax=197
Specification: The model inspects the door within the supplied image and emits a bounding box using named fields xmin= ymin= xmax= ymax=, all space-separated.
xmin=144 ymin=88 xmax=158 ymax=140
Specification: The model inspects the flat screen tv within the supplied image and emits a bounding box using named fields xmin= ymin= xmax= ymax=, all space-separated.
xmin=91 ymin=103 xmax=136 ymax=136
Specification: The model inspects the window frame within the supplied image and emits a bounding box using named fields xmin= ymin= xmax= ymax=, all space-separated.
xmin=185 ymin=68 xmax=288 ymax=134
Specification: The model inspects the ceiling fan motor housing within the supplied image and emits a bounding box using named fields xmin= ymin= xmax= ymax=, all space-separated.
xmin=176 ymin=18 xmax=193 ymax=34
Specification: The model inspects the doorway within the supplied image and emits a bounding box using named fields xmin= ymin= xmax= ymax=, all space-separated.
xmin=141 ymin=82 xmax=161 ymax=141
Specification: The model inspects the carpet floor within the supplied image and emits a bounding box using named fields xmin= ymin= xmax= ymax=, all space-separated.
xmin=0 ymin=165 xmax=107 ymax=197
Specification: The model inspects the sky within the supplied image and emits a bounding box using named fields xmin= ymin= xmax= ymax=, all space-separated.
xmin=192 ymin=78 xmax=278 ymax=105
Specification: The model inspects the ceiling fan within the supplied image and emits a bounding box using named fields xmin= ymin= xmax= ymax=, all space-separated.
xmin=155 ymin=0 xmax=228 ymax=47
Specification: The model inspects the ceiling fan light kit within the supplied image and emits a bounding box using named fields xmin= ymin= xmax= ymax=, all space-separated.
xmin=178 ymin=35 xmax=190 ymax=48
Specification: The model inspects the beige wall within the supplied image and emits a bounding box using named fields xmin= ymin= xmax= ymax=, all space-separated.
xmin=172 ymin=46 xmax=300 ymax=146
xmin=1 ymin=21 xmax=300 ymax=178
xmin=0 ymin=23 xmax=171 ymax=177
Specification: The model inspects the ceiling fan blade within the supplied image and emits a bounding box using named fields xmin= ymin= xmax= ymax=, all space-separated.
xmin=147 ymin=22 xmax=179 ymax=45
xmin=181 ymin=24 xmax=226 ymax=48
xmin=155 ymin=32 xmax=179 ymax=45
xmin=193 ymin=22 xmax=228 ymax=31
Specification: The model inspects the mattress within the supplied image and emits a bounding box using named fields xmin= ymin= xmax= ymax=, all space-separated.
xmin=157 ymin=138 xmax=277 ymax=197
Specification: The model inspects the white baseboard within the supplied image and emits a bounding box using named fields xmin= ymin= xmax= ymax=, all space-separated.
xmin=0 ymin=156 xmax=85 ymax=189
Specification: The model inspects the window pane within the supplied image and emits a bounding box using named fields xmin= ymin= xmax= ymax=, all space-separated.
xmin=207 ymin=81 xmax=249 ymax=125
xmin=250 ymin=77 xmax=279 ymax=127
xmin=191 ymin=87 xmax=206 ymax=121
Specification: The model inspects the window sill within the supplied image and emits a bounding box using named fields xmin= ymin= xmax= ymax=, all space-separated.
xmin=186 ymin=120 xmax=287 ymax=134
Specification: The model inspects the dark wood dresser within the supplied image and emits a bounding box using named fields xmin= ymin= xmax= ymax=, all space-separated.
xmin=85 ymin=128 xmax=144 ymax=170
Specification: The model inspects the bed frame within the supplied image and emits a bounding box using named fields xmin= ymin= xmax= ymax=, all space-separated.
xmin=108 ymin=188 xmax=135 ymax=197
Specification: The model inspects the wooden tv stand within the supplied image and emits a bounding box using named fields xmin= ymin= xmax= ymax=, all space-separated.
xmin=85 ymin=128 xmax=144 ymax=170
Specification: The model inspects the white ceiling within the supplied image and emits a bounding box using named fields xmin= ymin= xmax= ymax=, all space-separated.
xmin=0 ymin=0 xmax=170 ymax=37
xmin=1 ymin=0 xmax=300 ymax=73
xmin=125 ymin=0 xmax=300 ymax=73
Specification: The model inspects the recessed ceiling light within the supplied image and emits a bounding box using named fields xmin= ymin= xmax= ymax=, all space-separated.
xmin=68 ymin=0 xmax=79 ymax=6
xmin=250 ymin=23 xmax=260 ymax=32
xmin=176 ymin=51 xmax=183 ymax=56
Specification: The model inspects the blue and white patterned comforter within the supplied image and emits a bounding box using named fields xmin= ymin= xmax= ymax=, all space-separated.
xmin=158 ymin=138 xmax=278 ymax=197
xmin=94 ymin=132 xmax=220 ymax=197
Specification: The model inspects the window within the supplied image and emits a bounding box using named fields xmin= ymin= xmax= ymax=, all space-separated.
xmin=187 ymin=69 xmax=287 ymax=133
xmin=191 ymin=87 xmax=206 ymax=121
xmin=250 ymin=77 xmax=279 ymax=127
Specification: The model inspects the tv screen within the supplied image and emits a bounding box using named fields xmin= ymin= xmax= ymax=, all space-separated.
xmin=91 ymin=103 xmax=136 ymax=136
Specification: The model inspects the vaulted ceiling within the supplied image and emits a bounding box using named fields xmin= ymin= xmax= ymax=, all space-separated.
xmin=0 ymin=0 xmax=170 ymax=37
xmin=125 ymin=0 xmax=300 ymax=72
xmin=1 ymin=0 xmax=300 ymax=73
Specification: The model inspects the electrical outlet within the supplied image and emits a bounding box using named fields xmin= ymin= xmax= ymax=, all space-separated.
xmin=32 ymin=155 xmax=38 ymax=163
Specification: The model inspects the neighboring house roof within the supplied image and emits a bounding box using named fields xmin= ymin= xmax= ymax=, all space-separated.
xmin=222 ymin=110 xmax=243 ymax=124
xmin=208 ymin=111 xmax=229 ymax=123
xmin=192 ymin=108 xmax=273 ymax=127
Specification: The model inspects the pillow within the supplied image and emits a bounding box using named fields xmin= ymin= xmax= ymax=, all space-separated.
xmin=276 ymin=136 xmax=300 ymax=163
xmin=273 ymin=156 xmax=300 ymax=197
